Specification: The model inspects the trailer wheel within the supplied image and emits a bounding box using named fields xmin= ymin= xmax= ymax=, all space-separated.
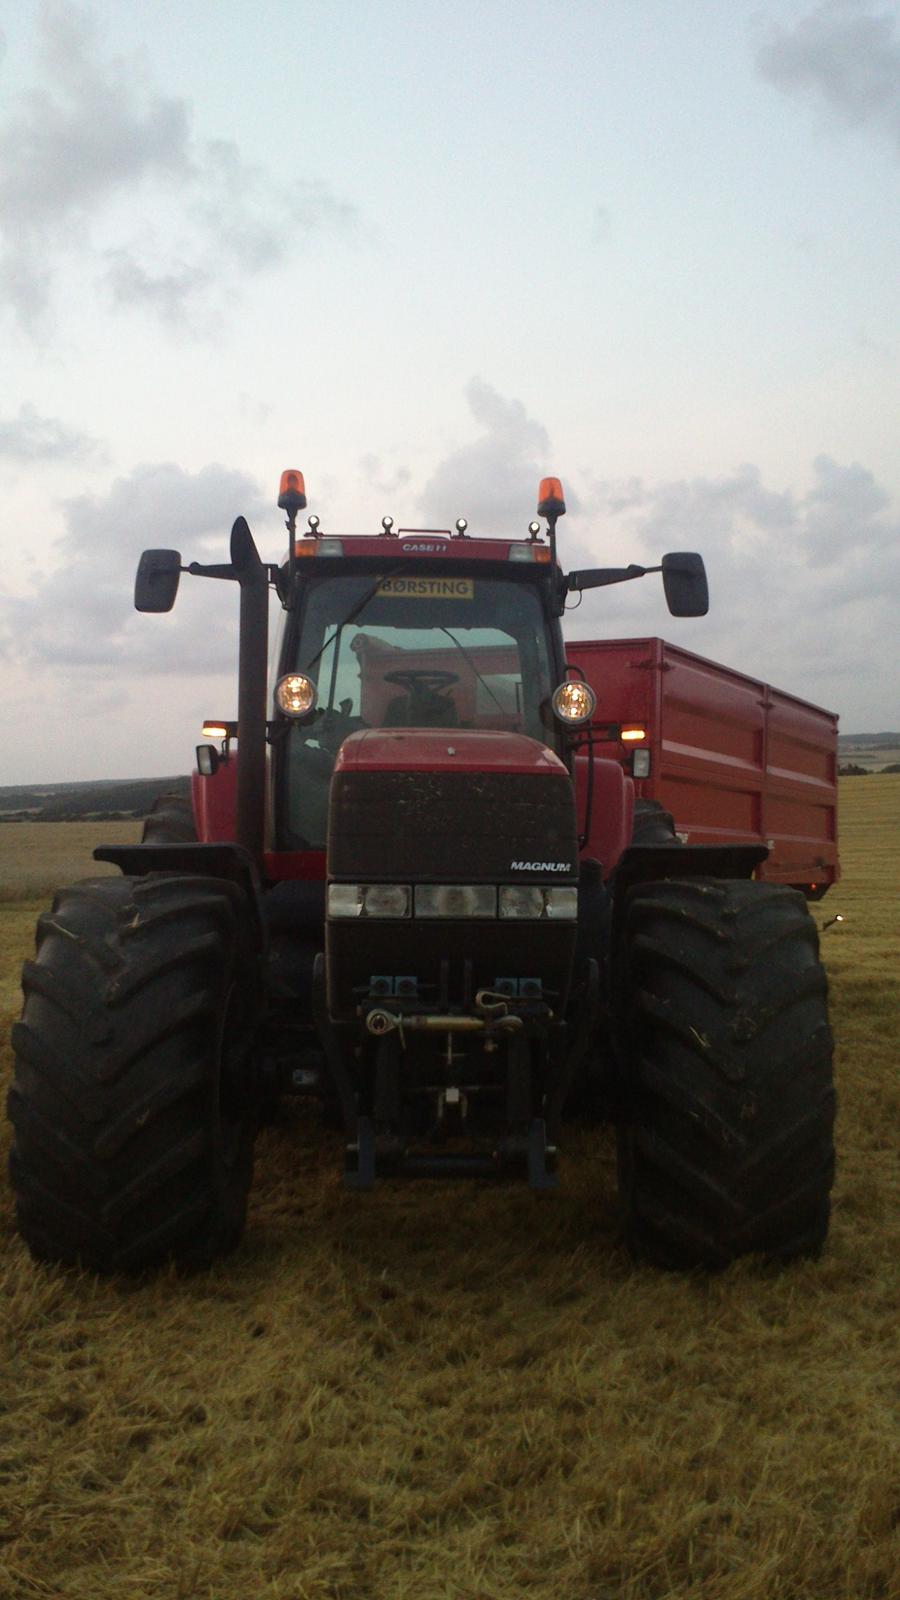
xmin=630 ymin=798 xmax=677 ymax=845
xmin=617 ymin=878 xmax=835 ymax=1268
xmin=141 ymin=793 xmax=197 ymax=844
xmin=8 ymin=874 xmax=260 ymax=1274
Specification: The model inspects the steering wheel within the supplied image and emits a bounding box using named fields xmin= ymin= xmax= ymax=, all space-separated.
xmin=383 ymin=669 xmax=459 ymax=695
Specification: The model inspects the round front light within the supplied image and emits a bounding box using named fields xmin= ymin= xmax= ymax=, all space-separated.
xmin=275 ymin=673 xmax=316 ymax=718
xmin=551 ymin=679 xmax=596 ymax=726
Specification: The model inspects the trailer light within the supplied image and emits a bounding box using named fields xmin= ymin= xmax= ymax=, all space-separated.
xmin=328 ymin=883 xmax=412 ymax=918
xmin=414 ymin=884 xmax=496 ymax=919
xmin=632 ymin=749 xmax=651 ymax=778
xmin=275 ymin=673 xmax=316 ymax=718
xmin=621 ymin=725 xmax=646 ymax=741
xmin=552 ymin=680 xmax=596 ymax=725
xmin=499 ymin=885 xmax=578 ymax=920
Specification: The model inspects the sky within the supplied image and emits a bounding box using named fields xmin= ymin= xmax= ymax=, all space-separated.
xmin=1 ymin=0 xmax=899 ymax=782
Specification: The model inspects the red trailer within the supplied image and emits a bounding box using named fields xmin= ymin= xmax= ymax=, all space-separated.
xmin=567 ymin=637 xmax=839 ymax=898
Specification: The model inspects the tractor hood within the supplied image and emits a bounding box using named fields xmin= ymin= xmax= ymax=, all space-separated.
xmin=328 ymin=729 xmax=578 ymax=883
xmin=332 ymin=727 xmax=568 ymax=779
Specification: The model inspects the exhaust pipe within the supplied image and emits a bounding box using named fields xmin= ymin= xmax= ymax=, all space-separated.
xmin=230 ymin=517 xmax=268 ymax=871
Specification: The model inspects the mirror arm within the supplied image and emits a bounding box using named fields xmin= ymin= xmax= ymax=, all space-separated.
xmin=186 ymin=561 xmax=237 ymax=581
xmin=566 ymin=563 xmax=655 ymax=593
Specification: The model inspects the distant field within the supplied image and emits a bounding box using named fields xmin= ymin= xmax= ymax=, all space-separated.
xmin=0 ymin=819 xmax=142 ymax=903
xmin=837 ymin=737 xmax=900 ymax=772
xmin=839 ymin=748 xmax=900 ymax=773
xmin=1 ymin=782 xmax=898 ymax=1600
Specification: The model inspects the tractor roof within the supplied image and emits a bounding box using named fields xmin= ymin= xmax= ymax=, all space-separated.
xmin=291 ymin=531 xmax=555 ymax=566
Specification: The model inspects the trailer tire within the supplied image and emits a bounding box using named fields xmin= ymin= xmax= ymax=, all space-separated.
xmin=616 ymin=878 xmax=835 ymax=1269
xmin=630 ymin=798 xmax=677 ymax=845
xmin=141 ymin=794 xmax=197 ymax=845
xmin=8 ymin=874 xmax=260 ymax=1274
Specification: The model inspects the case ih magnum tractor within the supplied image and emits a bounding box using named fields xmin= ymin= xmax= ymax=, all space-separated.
xmin=8 ymin=474 xmax=835 ymax=1274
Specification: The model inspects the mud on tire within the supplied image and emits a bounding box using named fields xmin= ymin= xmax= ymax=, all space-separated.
xmin=617 ymin=878 xmax=835 ymax=1269
xmin=8 ymin=874 xmax=260 ymax=1274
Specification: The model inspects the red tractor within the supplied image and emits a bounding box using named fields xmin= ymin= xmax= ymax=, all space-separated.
xmin=8 ymin=473 xmax=835 ymax=1274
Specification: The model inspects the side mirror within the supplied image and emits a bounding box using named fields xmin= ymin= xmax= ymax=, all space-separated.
xmin=661 ymin=552 xmax=708 ymax=617
xmin=135 ymin=548 xmax=182 ymax=613
xmin=196 ymin=744 xmax=220 ymax=777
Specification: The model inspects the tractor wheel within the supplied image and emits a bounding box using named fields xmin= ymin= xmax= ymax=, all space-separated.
xmin=630 ymin=798 xmax=677 ymax=845
xmin=616 ymin=878 xmax=835 ymax=1269
xmin=8 ymin=874 xmax=260 ymax=1274
xmin=141 ymin=794 xmax=197 ymax=844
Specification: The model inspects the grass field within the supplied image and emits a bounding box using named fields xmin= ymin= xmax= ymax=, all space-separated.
xmin=1 ymin=785 xmax=898 ymax=1599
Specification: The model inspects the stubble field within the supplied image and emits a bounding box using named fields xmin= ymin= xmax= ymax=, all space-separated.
xmin=1 ymin=782 xmax=898 ymax=1599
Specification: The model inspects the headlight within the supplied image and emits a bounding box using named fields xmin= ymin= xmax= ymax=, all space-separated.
xmin=499 ymin=885 xmax=578 ymax=920
xmin=275 ymin=673 xmax=316 ymax=718
xmin=414 ymin=884 xmax=497 ymax=919
xmin=551 ymin=680 xmax=596 ymax=725
xmin=328 ymin=883 xmax=412 ymax=918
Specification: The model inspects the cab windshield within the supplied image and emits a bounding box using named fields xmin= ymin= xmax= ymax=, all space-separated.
xmin=279 ymin=569 xmax=554 ymax=848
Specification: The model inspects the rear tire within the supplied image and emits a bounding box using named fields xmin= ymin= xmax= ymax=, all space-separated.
xmin=616 ymin=878 xmax=835 ymax=1268
xmin=630 ymin=798 xmax=677 ymax=845
xmin=141 ymin=794 xmax=197 ymax=844
xmin=8 ymin=874 xmax=260 ymax=1274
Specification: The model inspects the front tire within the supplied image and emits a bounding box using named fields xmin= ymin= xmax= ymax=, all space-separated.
xmin=8 ymin=874 xmax=260 ymax=1274
xmin=617 ymin=878 xmax=835 ymax=1268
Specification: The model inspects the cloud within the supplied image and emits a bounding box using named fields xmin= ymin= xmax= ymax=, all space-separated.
xmin=755 ymin=1 xmax=900 ymax=152
xmin=418 ymin=379 xmax=562 ymax=535
xmin=0 ymin=2 xmax=357 ymax=329
xmin=799 ymin=453 xmax=893 ymax=565
xmin=103 ymin=251 xmax=215 ymax=329
xmin=359 ymin=454 xmax=413 ymax=498
xmin=0 ymin=461 xmax=269 ymax=673
xmin=0 ymin=403 xmax=100 ymax=462
xmin=568 ymin=451 xmax=900 ymax=725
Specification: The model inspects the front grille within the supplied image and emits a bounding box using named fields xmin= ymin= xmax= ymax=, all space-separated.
xmin=328 ymin=769 xmax=577 ymax=882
